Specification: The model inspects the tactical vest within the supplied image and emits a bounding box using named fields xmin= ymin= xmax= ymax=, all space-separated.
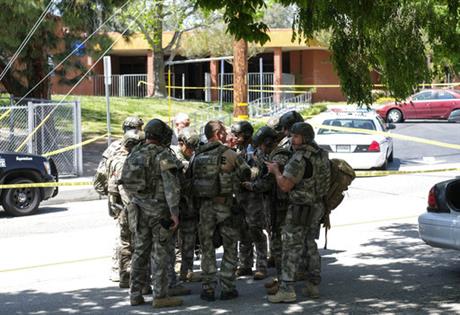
xmin=121 ymin=143 xmax=163 ymax=202
xmin=93 ymin=140 xmax=122 ymax=195
xmin=269 ymin=146 xmax=292 ymax=201
xmin=288 ymin=145 xmax=331 ymax=205
xmin=192 ymin=142 xmax=231 ymax=198
xmin=106 ymin=151 xmax=128 ymax=195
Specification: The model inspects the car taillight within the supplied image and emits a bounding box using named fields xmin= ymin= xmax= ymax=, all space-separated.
xmin=368 ymin=141 xmax=380 ymax=152
xmin=428 ymin=186 xmax=437 ymax=209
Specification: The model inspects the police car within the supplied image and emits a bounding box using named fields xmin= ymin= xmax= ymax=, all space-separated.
xmin=0 ymin=152 xmax=58 ymax=216
xmin=312 ymin=109 xmax=395 ymax=170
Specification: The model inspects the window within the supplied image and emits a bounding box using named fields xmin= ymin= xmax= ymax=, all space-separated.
xmin=318 ymin=119 xmax=376 ymax=134
xmin=413 ymin=91 xmax=435 ymax=101
xmin=436 ymin=91 xmax=455 ymax=100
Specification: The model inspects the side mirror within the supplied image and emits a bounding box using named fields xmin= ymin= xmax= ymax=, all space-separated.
xmin=387 ymin=123 xmax=396 ymax=130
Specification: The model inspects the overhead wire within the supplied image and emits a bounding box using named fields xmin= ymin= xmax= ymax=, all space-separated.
xmin=15 ymin=7 xmax=143 ymax=152
xmin=0 ymin=0 xmax=54 ymax=82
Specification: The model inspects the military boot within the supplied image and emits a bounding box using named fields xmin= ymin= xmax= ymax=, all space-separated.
xmin=119 ymin=272 xmax=130 ymax=289
xmin=130 ymin=294 xmax=145 ymax=306
xmin=168 ymin=284 xmax=191 ymax=296
xmin=267 ymin=286 xmax=296 ymax=303
xmin=235 ymin=267 xmax=253 ymax=277
xmin=141 ymin=285 xmax=153 ymax=295
xmin=266 ymin=282 xmax=280 ymax=295
xmin=200 ymin=288 xmax=215 ymax=301
xmin=152 ymin=296 xmax=183 ymax=308
xmin=264 ymin=278 xmax=278 ymax=289
xmin=253 ymin=269 xmax=267 ymax=280
xmin=302 ymin=281 xmax=320 ymax=299
xmin=220 ymin=289 xmax=239 ymax=300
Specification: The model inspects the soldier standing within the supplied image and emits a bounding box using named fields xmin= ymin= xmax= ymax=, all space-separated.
xmin=266 ymin=122 xmax=331 ymax=303
xmin=231 ymin=121 xmax=268 ymax=280
xmin=94 ymin=116 xmax=143 ymax=282
xmin=191 ymin=120 xmax=251 ymax=301
xmin=243 ymin=126 xmax=292 ymax=293
xmin=106 ymin=129 xmax=145 ymax=288
xmin=121 ymin=118 xmax=183 ymax=308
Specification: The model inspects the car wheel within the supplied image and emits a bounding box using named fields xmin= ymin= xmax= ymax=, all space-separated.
xmin=387 ymin=109 xmax=403 ymax=123
xmin=388 ymin=150 xmax=394 ymax=162
xmin=2 ymin=178 xmax=41 ymax=216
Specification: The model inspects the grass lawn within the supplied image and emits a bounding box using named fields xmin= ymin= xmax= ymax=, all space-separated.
xmin=58 ymin=95 xmax=214 ymax=139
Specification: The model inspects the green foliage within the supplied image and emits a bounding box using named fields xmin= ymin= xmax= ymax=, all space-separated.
xmin=0 ymin=0 xmax=125 ymax=99
xmin=193 ymin=0 xmax=460 ymax=105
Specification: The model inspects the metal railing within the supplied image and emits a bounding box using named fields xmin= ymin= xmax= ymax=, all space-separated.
xmin=0 ymin=97 xmax=82 ymax=176
xmin=189 ymin=104 xmax=233 ymax=133
xmin=249 ymin=92 xmax=312 ymax=118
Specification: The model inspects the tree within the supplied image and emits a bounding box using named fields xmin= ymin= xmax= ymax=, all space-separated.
xmin=194 ymin=0 xmax=460 ymax=105
xmin=123 ymin=0 xmax=220 ymax=97
xmin=0 ymin=0 xmax=125 ymax=100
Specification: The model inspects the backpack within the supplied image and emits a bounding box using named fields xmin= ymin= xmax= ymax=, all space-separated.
xmin=322 ymin=158 xmax=355 ymax=249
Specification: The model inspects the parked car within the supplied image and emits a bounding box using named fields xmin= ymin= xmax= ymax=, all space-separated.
xmin=0 ymin=152 xmax=58 ymax=216
xmin=314 ymin=109 xmax=395 ymax=170
xmin=375 ymin=89 xmax=460 ymax=123
xmin=418 ymin=177 xmax=460 ymax=250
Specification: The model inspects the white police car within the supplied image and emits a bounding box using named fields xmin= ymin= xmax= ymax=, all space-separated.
xmin=312 ymin=109 xmax=395 ymax=170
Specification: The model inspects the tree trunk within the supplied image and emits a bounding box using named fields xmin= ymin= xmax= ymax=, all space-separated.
xmin=152 ymin=1 xmax=166 ymax=98
xmin=233 ymin=39 xmax=248 ymax=118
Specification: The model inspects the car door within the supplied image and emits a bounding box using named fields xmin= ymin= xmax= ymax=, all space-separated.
xmin=411 ymin=91 xmax=434 ymax=119
xmin=432 ymin=90 xmax=456 ymax=118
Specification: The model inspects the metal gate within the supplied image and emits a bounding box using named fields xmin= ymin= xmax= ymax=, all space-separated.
xmin=0 ymin=98 xmax=82 ymax=177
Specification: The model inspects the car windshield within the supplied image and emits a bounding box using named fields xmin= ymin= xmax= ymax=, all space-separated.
xmin=318 ymin=119 xmax=376 ymax=135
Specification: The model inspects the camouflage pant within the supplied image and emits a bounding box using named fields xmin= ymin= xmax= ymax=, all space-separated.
xmin=166 ymin=233 xmax=178 ymax=287
xmin=130 ymin=210 xmax=173 ymax=299
xmin=280 ymin=204 xmax=325 ymax=287
xmin=238 ymin=193 xmax=268 ymax=271
xmin=118 ymin=208 xmax=133 ymax=283
xmin=180 ymin=217 xmax=198 ymax=274
xmin=199 ymin=199 xmax=238 ymax=292
xmin=111 ymin=219 xmax=120 ymax=277
xmin=269 ymin=204 xmax=287 ymax=277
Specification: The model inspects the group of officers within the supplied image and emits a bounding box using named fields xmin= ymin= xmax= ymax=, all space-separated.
xmin=95 ymin=110 xmax=331 ymax=308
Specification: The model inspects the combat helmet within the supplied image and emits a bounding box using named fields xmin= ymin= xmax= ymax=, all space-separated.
xmin=252 ymin=126 xmax=278 ymax=147
xmin=231 ymin=120 xmax=254 ymax=139
xmin=278 ymin=111 xmax=304 ymax=131
xmin=122 ymin=116 xmax=144 ymax=132
xmin=122 ymin=129 xmax=145 ymax=148
xmin=144 ymin=118 xmax=173 ymax=146
xmin=290 ymin=122 xmax=315 ymax=144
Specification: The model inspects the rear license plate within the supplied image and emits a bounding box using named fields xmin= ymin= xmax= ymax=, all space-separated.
xmin=336 ymin=145 xmax=351 ymax=153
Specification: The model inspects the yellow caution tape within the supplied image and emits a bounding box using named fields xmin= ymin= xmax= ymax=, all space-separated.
xmin=0 ymin=181 xmax=93 ymax=189
xmin=310 ymin=123 xmax=460 ymax=151
xmin=43 ymin=133 xmax=108 ymax=157
xmin=0 ymin=108 xmax=11 ymax=122
xmin=356 ymin=167 xmax=460 ymax=177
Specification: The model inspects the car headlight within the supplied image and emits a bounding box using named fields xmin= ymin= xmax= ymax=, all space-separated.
xmin=43 ymin=161 xmax=51 ymax=175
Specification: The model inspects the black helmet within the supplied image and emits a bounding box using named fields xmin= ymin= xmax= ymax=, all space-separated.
xmin=290 ymin=122 xmax=315 ymax=143
xmin=252 ymin=126 xmax=278 ymax=147
xmin=144 ymin=119 xmax=173 ymax=146
xmin=122 ymin=129 xmax=145 ymax=148
xmin=122 ymin=116 xmax=144 ymax=132
xmin=231 ymin=120 xmax=254 ymax=139
xmin=279 ymin=111 xmax=304 ymax=131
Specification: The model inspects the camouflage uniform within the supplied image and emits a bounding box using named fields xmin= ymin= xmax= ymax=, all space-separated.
xmin=106 ymin=147 xmax=133 ymax=286
xmin=236 ymin=144 xmax=268 ymax=274
xmin=121 ymin=143 xmax=181 ymax=301
xmin=94 ymin=140 xmax=123 ymax=280
xmin=192 ymin=141 xmax=250 ymax=296
xmin=278 ymin=144 xmax=330 ymax=293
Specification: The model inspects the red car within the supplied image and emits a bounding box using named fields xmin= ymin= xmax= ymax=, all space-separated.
xmin=375 ymin=89 xmax=460 ymax=123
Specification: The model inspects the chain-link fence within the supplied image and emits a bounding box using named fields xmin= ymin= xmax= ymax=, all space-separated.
xmin=0 ymin=97 xmax=82 ymax=177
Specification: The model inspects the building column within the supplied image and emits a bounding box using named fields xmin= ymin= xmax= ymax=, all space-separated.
xmin=210 ymin=59 xmax=219 ymax=102
xmin=274 ymin=47 xmax=283 ymax=104
xmin=233 ymin=39 xmax=248 ymax=119
xmin=147 ymin=50 xmax=154 ymax=97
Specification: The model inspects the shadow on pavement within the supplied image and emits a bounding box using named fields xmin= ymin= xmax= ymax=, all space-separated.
xmin=2 ymin=223 xmax=460 ymax=314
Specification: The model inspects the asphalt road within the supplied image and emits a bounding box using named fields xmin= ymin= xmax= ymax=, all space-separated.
xmin=2 ymin=171 xmax=460 ymax=314
xmin=389 ymin=121 xmax=460 ymax=169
